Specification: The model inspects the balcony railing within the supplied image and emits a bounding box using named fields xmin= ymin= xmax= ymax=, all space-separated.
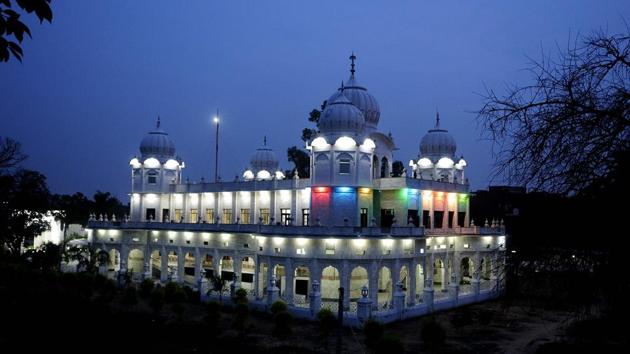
xmin=87 ymin=220 xmax=425 ymax=237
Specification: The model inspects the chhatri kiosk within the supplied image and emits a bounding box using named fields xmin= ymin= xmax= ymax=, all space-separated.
xmin=88 ymin=55 xmax=506 ymax=325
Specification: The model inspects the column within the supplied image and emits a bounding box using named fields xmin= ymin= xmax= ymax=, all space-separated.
xmin=214 ymin=192 xmax=220 ymax=224
xmin=442 ymin=194 xmax=449 ymax=229
xmin=270 ymin=190 xmax=277 ymax=224
xmin=408 ymin=259 xmax=417 ymax=306
xmin=254 ymin=255 xmax=260 ymax=299
xmin=429 ymin=193 xmax=434 ymax=229
xmin=138 ymin=194 xmax=144 ymax=221
xmin=472 ymin=251 xmax=480 ymax=298
xmin=194 ymin=248 xmax=202 ymax=280
xmin=448 ymin=252 xmax=460 ymax=302
xmin=341 ymin=260 xmax=350 ymax=310
xmin=369 ymin=260 xmax=379 ymax=310
xmin=182 ymin=193 xmax=188 ymax=223
xmin=465 ymin=195 xmax=470 ymax=227
xmin=453 ymin=194 xmax=459 ymax=228
xmin=285 ymin=259 xmax=294 ymax=305
xmin=142 ymin=243 xmax=151 ymax=280
xmin=160 ymin=246 xmax=168 ymax=282
xmin=423 ymin=253 xmax=435 ymax=311
xmin=290 ymin=188 xmax=298 ymax=225
xmin=250 ymin=191 xmax=256 ymax=224
xmin=176 ymin=246 xmax=185 ymax=283
xmin=232 ymin=191 xmax=238 ymax=224
xmin=197 ymin=193 xmax=202 ymax=223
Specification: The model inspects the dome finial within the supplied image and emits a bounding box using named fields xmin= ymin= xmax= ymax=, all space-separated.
xmin=349 ymin=52 xmax=356 ymax=77
xmin=435 ymin=109 xmax=440 ymax=129
xmin=156 ymin=115 xmax=161 ymax=129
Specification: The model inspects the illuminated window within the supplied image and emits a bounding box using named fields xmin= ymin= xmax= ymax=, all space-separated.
xmin=296 ymin=248 xmax=306 ymax=255
xmin=325 ymin=242 xmax=335 ymax=255
xmin=190 ymin=209 xmax=198 ymax=223
xmin=174 ymin=209 xmax=182 ymax=222
xmin=222 ymin=209 xmax=232 ymax=224
xmin=147 ymin=171 xmax=158 ymax=184
xmin=280 ymin=208 xmax=291 ymax=225
xmin=205 ymin=209 xmax=215 ymax=223
xmin=339 ymin=159 xmax=351 ymax=174
xmin=302 ymin=209 xmax=310 ymax=226
xmin=240 ymin=208 xmax=250 ymax=224
xmin=260 ymin=208 xmax=270 ymax=224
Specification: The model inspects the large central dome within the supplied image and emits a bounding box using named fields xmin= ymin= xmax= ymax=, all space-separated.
xmin=318 ymin=93 xmax=365 ymax=135
xmin=419 ymin=113 xmax=457 ymax=160
xmin=330 ymin=53 xmax=380 ymax=132
xmin=139 ymin=117 xmax=176 ymax=160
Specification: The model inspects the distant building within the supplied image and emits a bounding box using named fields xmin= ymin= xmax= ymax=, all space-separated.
xmin=88 ymin=55 xmax=506 ymax=325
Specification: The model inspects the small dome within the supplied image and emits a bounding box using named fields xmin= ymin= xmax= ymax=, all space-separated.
xmin=140 ymin=118 xmax=176 ymax=160
xmin=318 ymin=94 xmax=365 ymax=135
xmin=342 ymin=75 xmax=380 ymax=131
xmin=250 ymin=138 xmax=279 ymax=173
xmin=419 ymin=113 xmax=457 ymax=160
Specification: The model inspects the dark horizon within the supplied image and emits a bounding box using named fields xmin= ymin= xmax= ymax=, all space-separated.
xmin=2 ymin=1 xmax=628 ymax=200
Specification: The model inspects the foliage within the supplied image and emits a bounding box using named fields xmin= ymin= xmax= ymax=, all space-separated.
xmin=272 ymin=310 xmax=293 ymax=339
xmin=363 ymin=319 xmax=384 ymax=349
xmin=122 ymin=285 xmax=138 ymax=306
xmin=149 ymin=286 xmax=165 ymax=312
xmin=164 ymin=282 xmax=187 ymax=303
xmin=316 ymin=308 xmax=336 ymax=350
xmin=420 ymin=318 xmax=446 ymax=347
xmin=374 ymin=334 xmax=404 ymax=354
xmin=234 ymin=287 xmax=248 ymax=305
xmin=233 ymin=302 xmax=249 ymax=334
xmin=0 ymin=169 xmax=51 ymax=255
xmin=287 ymin=146 xmax=310 ymax=178
xmin=0 ymin=0 xmax=53 ymax=62
xmin=477 ymin=29 xmax=630 ymax=195
xmin=139 ymin=278 xmax=155 ymax=298
xmin=391 ymin=160 xmax=405 ymax=177
xmin=205 ymin=300 xmax=222 ymax=332
xmin=270 ymin=300 xmax=288 ymax=315
xmin=208 ymin=274 xmax=227 ymax=301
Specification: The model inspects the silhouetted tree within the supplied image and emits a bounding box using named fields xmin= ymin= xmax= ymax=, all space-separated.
xmin=391 ymin=160 xmax=405 ymax=177
xmin=287 ymin=146 xmax=310 ymax=178
xmin=0 ymin=137 xmax=27 ymax=169
xmin=477 ymin=29 xmax=630 ymax=195
xmin=0 ymin=0 xmax=53 ymax=62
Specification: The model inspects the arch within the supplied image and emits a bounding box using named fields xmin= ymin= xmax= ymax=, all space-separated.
xmin=183 ymin=252 xmax=196 ymax=285
xmin=380 ymin=156 xmax=390 ymax=178
xmin=220 ymin=255 xmax=234 ymax=284
xmin=415 ymin=263 xmax=425 ymax=303
xmin=377 ymin=266 xmax=392 ymax=309
xmin=315 ymin=153 xmax=329 ymax=162
xmin=480 ymin=256 xmax=492 ymax=291
xmin=460 ymin=256 xmax=474 ymax=294
xmin=372 ymin=155 xmax=379 ymax=179
xmin=240 ymin=257 xmax=255 ymax=291
xmin=108 ymin=249 xmax=120 ymax=272
xmin=399 ymin=265 xmax=410 ymax=300
xmin=127 ymin=249 xmax=144 ymax=280
xmin=335 ymin=152 xmax=354 ymax=161
xmin=150 ymin=249 xmax=161 ymax=280
xmin=167 ymin=250 xmax=178 ymax=280
xmin=321 ymin=265 xmax=340 ymax=303
xmin=201 ymin=254 xmax=214 ymax=278
xmin=293 ymin=265 xmax=311 ymax=307
xmin=273 ymin=264 xmax=286 ymax=297
xmin=350 ymin=266 xmax=369 ymax=310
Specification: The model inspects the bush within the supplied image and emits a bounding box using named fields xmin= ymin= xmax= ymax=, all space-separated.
xmin=317 ymin=308 xmax=336 ymax=336
xmin=139 ymin=278 xmax=154 ymax=298
xmin=121 ymin=285 xmax=138 ymax=306
xmin=374 ymin=335 xmax=404 ymax=354
xmin=233 ymin=302 xmax=250 ymax=333
xmin=234 ymin=288 xmax=248 ymax=304
xmin=270 ymin=300 xmax=288 ymax=315
xmin=421 ymin=318 xmax=446 ymax=347
xmin=164 ymin=282 xmax=180 ymax=302
xmin=149 ymin=287 xmax=165 ymax=312
xmin=272 ymin=311 xmax=293 ymax=339
xmin=205 ymin=301 xmax=222 ymax=328
xmin=364 ymin=319 xmax=384 ymax=349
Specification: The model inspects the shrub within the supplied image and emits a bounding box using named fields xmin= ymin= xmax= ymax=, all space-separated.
xmin=375 ymin=335 xmax=404 ymax=354
xmin=139 ymin=278 xmax=154 ymax=298
xmin=272 ymin=311 xmax=293 ymax=339
xmin=149 ymin=287 xmax=165 ymax=312
xmin=364 ymin=319 xmax=384 ymax=349
xmin=121 ymin=285 xmax=138 ymax=306
xmin=421 ymin=318 xmax=446 ymax=347
xmin=172 ymin=302 xmax=185 ymax=320
xmin=205 ymin=301 xmax=222 ymax=327
xmin=164 ymin=282 xmax=184 ymax=303
xmin=270 ymin=300 xmax=288 ymax=315
xmin=234 ymin=288 xmax=248 ymax=304
xmin=317 ymin=308 xmax=336 ymax=336
xmin=233 ymin=302 xmax=250 ymax=333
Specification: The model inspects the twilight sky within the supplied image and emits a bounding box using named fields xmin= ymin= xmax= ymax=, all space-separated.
xmin=2 ymin=1 xmax=629 ymax=201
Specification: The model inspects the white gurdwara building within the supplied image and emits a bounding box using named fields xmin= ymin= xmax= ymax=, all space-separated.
xmin=88 ymin=55 xmax=506 ymax=325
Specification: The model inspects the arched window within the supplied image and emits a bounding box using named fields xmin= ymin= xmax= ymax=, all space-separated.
xmin=336 ymin=153 xmax=353 ymax=175
xmin=380 ymin=157 xmax=390 ymax=178
xmin=147 ymin=171 xmax=158 ymax=184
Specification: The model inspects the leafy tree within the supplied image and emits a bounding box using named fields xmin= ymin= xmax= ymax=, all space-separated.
xmin=0 ymin=169 xmax=51 ymax=255
xmin=207 ymin=274 xmax=227 ymax=302
xmin=477 ymin=29 xmax=630 ymax=195
xmin=0 ymin=0 xmax=53 ymax=62
xmin=233 ymin=287 xmax=248 ymax=305
xmin=287 ymin=146 xmax=310 ymax=178
xmin=92 ymin=190 xmax=127 ymax=219
xmin=391 ymin=160 xmax=405 ymax=177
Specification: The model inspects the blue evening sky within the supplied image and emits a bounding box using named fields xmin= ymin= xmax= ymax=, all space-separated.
xmin=2 ymin=1 xmax=628 ymax=200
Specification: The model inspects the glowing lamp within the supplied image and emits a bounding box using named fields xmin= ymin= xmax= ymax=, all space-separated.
xmin=335 ymin=187 xmax=353 ymax=193
xmin=359 ymin=187 xmax=371 ymax=194
xmin=315 ymin=187 xmax=330 ymax=193
xmin=334 ymin=136 xmax=356 ymax=150
xmin=164 ymin=159 xmax=179 ymax=169
xmin=311 ymin=137 xmax=328 ymax=150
